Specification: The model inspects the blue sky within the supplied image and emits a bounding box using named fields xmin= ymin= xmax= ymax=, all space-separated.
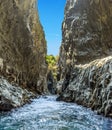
xmin=38 ymin=0 xmax=66 ymax=56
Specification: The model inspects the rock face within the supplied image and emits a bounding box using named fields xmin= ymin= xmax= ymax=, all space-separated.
xmin=0 ymin=0 xmax=47 ymax=110
xmin=57 ymin=57 xmax=112 ymax=117
xmin=0 ymin=0 xmax=47 ymax=93
xmin=0 ymin=77 xmax=35 ymax=111
xmin=58 ymin=0 xmax=112 ymax=117
xmin=47 ymin=71 xmax=56 ymax=94
xmin=59 ymin=0 xmax=112 ymax=79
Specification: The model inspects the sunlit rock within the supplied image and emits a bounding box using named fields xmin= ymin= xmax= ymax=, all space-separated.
xmin=58 ymin=0 xmax=112 ymax=117
xmin=0 ymin=77 xmax=35 ymax=110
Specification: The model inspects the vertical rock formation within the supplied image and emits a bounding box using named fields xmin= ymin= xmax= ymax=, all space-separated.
xmin=57 ymin=0 xmax=112 ymax=117
xmin=59 ymin=0 xmax=112 ymax=79
xmin=0 ymin=0 xmax=47 ymax=93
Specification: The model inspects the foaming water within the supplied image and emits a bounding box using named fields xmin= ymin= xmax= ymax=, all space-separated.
xmin=0 ymin=96 xmax=112 ymax=130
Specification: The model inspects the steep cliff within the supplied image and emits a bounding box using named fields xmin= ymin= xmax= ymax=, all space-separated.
xmin=0 ymin=0 xmax=47 ymax=110
xmin=57 ymin=0 xmax=112 ymax=117
xmin=0 ymin=0 xmax=47 ymax=93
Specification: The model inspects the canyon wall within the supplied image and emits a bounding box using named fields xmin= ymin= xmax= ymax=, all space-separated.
xmin=0 ymin=0 xmax=47 ymax=109
xmin=0 ymin=0 xmax=47 ymax=93
xmin=57 ymin=0 xmax=112 ymax=117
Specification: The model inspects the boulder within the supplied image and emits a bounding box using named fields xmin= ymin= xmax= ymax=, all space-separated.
xmin=0 ymin=77 xmax=35 ymax=111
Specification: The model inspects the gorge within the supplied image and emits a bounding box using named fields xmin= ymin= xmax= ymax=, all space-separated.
xmin=0 ymin=0 xmax=112 ymax=129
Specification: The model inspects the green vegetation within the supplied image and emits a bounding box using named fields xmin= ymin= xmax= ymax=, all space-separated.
xmin=46 ymin=55 xmax=59 ymax=79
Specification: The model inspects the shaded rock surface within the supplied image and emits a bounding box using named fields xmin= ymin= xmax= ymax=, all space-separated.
xmin=57 ymin=0 xmax=112 ymax=117
xmin=0 ymin=0 xmax=47 ymax=110
xmin=47 ymin=71 xmax=56 ymax=94
xmin=0 ymin=77 xmax=35 ymax=111
xmin=0 ymin=0 xmax=47 ymax=93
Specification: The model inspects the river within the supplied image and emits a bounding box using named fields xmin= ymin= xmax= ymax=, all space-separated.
xmin=0 ymin=96 xmax=112 ymax=130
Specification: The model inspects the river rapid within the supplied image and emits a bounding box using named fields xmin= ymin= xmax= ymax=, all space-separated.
xmin=0 ymin=96 xmax=112 ymax=130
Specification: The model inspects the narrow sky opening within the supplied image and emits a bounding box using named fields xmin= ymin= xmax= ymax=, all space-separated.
xmin=38 ymin=0 xmax=66 ymax=56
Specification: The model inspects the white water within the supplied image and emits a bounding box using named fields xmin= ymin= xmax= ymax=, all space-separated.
xmin=0 ymin=96 xmax=112 ymax=130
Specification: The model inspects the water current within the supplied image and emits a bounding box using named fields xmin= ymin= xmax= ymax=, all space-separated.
xmin=0 ymin=96 xmax=112 ymax=130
